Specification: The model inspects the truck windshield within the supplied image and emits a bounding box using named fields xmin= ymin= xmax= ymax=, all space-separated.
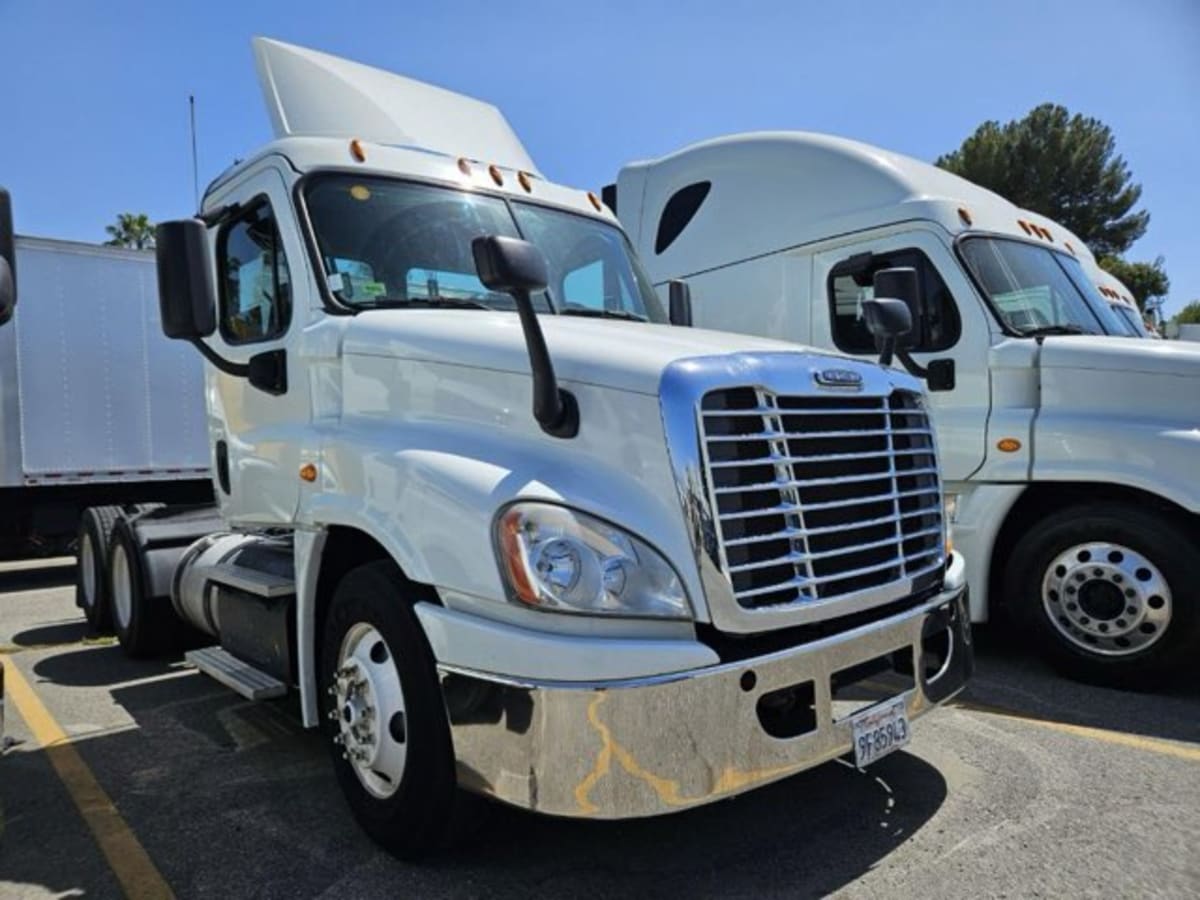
xmin=960 ymin=237 xmax=1124 ymax=337
xmin=303 ymin=174 xmax=666 ymax=322
xmin=1110 ymin=302 xmax=1148 ymax=337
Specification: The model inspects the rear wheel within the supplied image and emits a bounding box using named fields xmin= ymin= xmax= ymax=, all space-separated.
xmin=108 ymin=516 xmax=181 ymax=658
xmin=1005 ymin=502 xmax=1200 ymax=688
xmin=76 ymin=506 xmax=123 ymax=632
xmin=320 ymin=560 xmax=483 ymax=857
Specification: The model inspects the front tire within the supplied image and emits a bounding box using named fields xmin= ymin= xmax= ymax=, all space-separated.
xmin=320 ymin=560 xmax=483 ymax=858
xmin=1005 ymin=502 xmax=1200 ymax=688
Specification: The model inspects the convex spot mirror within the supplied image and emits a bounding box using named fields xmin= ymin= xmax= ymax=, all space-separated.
xmin=156 ymin=218 xmax=216 ymax=341
xmin=0 ymin=188 xmax=16 ymax=326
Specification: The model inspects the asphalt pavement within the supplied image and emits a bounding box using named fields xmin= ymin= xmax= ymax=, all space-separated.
xmin=1 ymin=558 xmax=1197 ymax=899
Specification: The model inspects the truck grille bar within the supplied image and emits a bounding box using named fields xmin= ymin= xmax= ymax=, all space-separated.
xmin=699 ymin=388 xmax=944 ymax=610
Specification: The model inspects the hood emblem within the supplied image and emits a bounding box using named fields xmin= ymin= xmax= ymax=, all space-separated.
xmin=814 ymin=368 xmax=863 ymax=389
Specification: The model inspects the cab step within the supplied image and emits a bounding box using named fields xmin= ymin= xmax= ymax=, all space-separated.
xmin=201 ymin=561 xmax=295 ymax=598
xmin=186 ymin=646 xmax=287 ymax=700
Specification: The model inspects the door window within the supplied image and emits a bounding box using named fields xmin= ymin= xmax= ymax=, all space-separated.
xmin=828 ymin=248 xmax=960 ymax=354
xmin=218 ymin=199 xmax=292 ymax=343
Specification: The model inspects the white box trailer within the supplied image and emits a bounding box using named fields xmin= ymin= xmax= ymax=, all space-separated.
xmin=0 ymin=236 xmax=211 ymax=558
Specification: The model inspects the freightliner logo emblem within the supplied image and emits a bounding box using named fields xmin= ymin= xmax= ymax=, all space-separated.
xmin=814 ymin=368 xmax=864 ymax=389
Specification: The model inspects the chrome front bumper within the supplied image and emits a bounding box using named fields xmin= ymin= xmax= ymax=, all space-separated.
xmin=438 ymin=585 xmax=972 ymax=819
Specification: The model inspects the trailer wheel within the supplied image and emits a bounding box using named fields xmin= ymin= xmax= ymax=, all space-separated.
xmin=108 ymin=516 xmax=179 ymax=658
xmin=76 ymin=506 xmax=123 ymax=632
xmin=1004 ymin=502 xmax=1200 ymax=688
xmin=320 ymin=560 xmax=484 ymax=857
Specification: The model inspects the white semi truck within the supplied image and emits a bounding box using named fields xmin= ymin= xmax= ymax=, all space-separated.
xmin=611 ymin=131 xmax=1199 ymax=686
xmin=0 ymin=44 xmax=972 ymax=855
xmin=0 ymin=236 xmax=211 ymax=565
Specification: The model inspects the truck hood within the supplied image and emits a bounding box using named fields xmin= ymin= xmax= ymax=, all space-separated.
xmin=341 ymin=309 xmax=845 ymax=395
xmin=1035 ymin=334 xmax=1200 ymax=379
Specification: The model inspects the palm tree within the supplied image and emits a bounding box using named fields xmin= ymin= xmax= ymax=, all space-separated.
xmin=104 ymin=212 xmax=156 ymax=249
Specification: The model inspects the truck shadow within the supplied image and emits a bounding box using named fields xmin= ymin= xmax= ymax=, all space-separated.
xmin=957 ymin=624 xmax=1200 ymax=744
xmin=0 ymin=559 xmax=75 ymax=593
xmin=5 ymin=641 xmax=949 ymax=899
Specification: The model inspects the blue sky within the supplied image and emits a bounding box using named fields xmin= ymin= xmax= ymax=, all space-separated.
xmin=3 ymin=0 xmax=1197 ymax=314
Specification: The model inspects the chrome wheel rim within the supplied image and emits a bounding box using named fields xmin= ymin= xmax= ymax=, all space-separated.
xmin=1042 ymin=542 xmax=1171 ymax=657
xmin=79 ymin=533 xmax=96 ymax=611
xmin=111 ymin=543 xmax=133 ymax=630
xmin=329 ymin=623 xmax=407 ymax=799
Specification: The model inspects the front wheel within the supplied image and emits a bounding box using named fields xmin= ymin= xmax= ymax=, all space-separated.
xmin=1005 ymin=502 xmax=1200 ymax=688
xmin=320 ymin=560 xmax=483 ymax=857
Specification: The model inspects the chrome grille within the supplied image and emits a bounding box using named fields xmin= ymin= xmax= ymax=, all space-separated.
xmin=699 ymin=387 xmax=943 ymax=610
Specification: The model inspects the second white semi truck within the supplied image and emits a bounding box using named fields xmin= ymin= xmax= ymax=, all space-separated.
xmin=1 ymin=43 xmax=972 ymax=855
xmin=611 ymin=131 xmax=1199 ymax=687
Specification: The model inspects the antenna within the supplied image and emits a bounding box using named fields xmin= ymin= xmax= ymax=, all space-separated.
xmin=189 ymin=94 xmax=200 ymax=213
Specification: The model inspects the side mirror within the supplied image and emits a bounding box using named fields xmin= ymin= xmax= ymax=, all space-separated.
xmin=871 ymin=267 xmax=920 ymax=350
xmin=668 ymin=280 xmax=693 ymax=327
xmin=156 ymin=218 xmax=216 ymax=340
xmin=0 ymin=188 xmax=16 ymax=326
xmin=472 ymin=235 xmax=577 ymax=438
xmin=861 ymin=298 xmax=912 ymax=367
xmin=472 ymin=234 xmax=548 ymax=294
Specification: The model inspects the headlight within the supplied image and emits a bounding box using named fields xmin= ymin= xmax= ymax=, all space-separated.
xmin=494 ymin=503 xmax=692 ymax=619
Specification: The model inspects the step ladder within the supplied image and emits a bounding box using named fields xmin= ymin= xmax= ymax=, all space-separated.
xmin=186 ymin=646 xmax=286 ymax=700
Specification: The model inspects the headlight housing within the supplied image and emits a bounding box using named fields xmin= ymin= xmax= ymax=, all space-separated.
xmin=494 ymin=503 xmax=692 ymax=619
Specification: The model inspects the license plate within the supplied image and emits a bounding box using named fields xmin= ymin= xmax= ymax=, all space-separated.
xmin=850 ymin=695 xmax=911 ymax=768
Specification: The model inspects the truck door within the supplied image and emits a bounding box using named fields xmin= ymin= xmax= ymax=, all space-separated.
xmin=811 ymin=232 xmax=992 ymax=482
xmin=205 ymin=166 xmax=311 ymax=525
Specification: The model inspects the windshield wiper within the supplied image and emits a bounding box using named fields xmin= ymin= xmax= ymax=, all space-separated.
xmin=1016 ymin=324 xmax=1089 ymax=337
xmin=559 ymin=308 xmax=648 ymax=322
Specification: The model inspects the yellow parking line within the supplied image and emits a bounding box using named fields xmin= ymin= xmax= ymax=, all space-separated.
xmin=2 ymin=656 xmax=175 ymax=899
xmin=954 ymin=699 xmax=1200 ymax=763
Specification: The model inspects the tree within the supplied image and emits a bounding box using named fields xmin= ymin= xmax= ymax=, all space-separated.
xmin=936 ymin=104 xmax=1147 ymax=257
xmin=1096 ymin=255 xmax=1170 ymax=312
xmin=1174 ymin=301 xmax=1200 ymax=326
xmin=104 ymin=212 xmax=156 ymax=249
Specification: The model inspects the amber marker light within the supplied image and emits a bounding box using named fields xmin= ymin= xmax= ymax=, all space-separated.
xmin=497 ymin=509 xmax=538 ymax=605
xmin=349 ymin=139 xmax=366 ymax=162
xmin=488 ymin=164 xmax=504 ymax=186
xmin=457 ymin=157 xmax=472 ymax=177
xmin=517 ymin=170 xmax=533 ymax=192
xmin=957 ymin=207 xmax=973 ymax=226
xmin=1018 ymin=219 xmax=1032 ymax=235
xmin=996 ymin=438 xmax=1022 ymax=453
xmin=587 ymin=191 xmax=603 ymax=212
xmin=299 ymin=463 xmax=318 ymax=482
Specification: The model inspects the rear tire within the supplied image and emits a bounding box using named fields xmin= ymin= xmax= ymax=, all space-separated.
xmin=108 ymin=516 xmax=182 ymax=658
xmin=1005 ymin=502 xmax=1200 ymax=688
xmin=76 ymin=506 xmax=123 ymax=633
xmin=320 ymin=560 xmax=484 ymax=858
